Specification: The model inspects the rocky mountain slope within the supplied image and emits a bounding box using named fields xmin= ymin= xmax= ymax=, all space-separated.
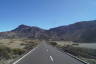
xmin=0 ymin=24 xmax=48 ymax=39
xmin=0 ymin=20 xmax=96 ymax=42
xmin=49 ymin=20 xmax=96 ymax=42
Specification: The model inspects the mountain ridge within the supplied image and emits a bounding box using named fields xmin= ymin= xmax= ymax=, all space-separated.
xmin=0 ymin=20 xmax=96 ymax=42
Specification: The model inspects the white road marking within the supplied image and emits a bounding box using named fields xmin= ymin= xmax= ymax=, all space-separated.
xmin=13 ymin=47 xmax=38 ymax=64
xmin=46 ymin=49 xmax=48 ymax=52
xmin=50 ymin=56 xmax=54 ymax=62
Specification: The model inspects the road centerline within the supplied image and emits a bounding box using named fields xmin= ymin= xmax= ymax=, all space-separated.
xmin=46 ymin=49 xmax=48 ymax=52
xmin=50 ymin=56 xmax=54 ymax=62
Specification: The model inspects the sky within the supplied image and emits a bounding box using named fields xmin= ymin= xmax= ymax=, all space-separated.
xmin=0 ymin=0 xmax=96 ymax=31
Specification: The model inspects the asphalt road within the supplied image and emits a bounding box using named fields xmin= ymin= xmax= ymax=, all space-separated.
xmin=13 ymin=42 xmax=84 ymax=64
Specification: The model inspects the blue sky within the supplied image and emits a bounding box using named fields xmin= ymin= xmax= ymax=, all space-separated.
xmin=0 ymin=0 xmax=96 ymax=31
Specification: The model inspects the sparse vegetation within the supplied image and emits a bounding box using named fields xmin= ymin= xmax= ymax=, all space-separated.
xmin=12 ymin=48 xmax=25 ymax=55
xmin=0 ymin=39 xmax=38 ymax=64
xmin=62 ymin=46 xmax=96 ymax=59
xmin=24 ymin=41 xmax=37 ymax=50
xmin=72 ymin=43 xmax=79 ymax=46
xmin=0 ymin=45 xmax=12 ymax=59
xmin=49 ymin=42 xmax=57 ymax=46
xmin=53 ymin=41 xmax=96 ymax=64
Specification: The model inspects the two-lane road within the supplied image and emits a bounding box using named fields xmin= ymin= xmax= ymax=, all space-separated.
xmin=13 ymin=42 xmax=84 ymax=64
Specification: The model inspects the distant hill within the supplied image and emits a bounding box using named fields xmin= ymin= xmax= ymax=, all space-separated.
xmin=49 ymin=20 xmax=96 ymax=42
xmin=0 ymin=24 xmax=48 ymax=39
xmin=0 ymin=20 xmax=96 ymax=42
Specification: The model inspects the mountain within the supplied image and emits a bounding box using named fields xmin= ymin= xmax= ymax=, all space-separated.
xmin=49 ymin=20 xmax=96 ymax=42
xmin=0 ymin=20 xmax=96 ymax=42
xmin=0 ymin=24 xmax=48 ymax=39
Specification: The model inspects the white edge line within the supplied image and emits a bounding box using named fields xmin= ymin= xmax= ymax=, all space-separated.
xmin=65 ymin=52 xmax=90 ymax=64
xmin=13 ymin=47 xmax=38 ymax=64
xmin=57 ymin=48 xmax=90 ymax=64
